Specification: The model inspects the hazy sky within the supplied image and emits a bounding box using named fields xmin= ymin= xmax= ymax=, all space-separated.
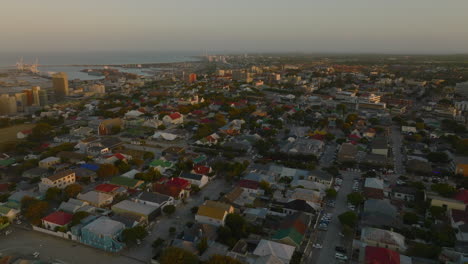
xmin=1 ymin=0 xmax=467 ymax=54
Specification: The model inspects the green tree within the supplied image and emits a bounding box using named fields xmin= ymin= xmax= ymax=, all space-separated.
xmin=45 ymin=187 xmax=62 ymax=201
xmin=259 ymin=180 xmax=273 ymax=195
xmin=403 ymin=212 xmax=419 ymax=225
xmin=338 ymin=211 xmax=358 ymax=227
xmin=431 ymin=183 xmax=456 ymax=197
xmin=347 ymin=192 xmax=364 ymax=206
xmin=326 ymin=188 xmax=337 ymax=199
xmin=30 ymin=123 xmax=54 ymax=141
xmin=159 ymin=247 xmax=199 ymax=264
xmin=427 ymin=152 xmax=449 ymax=163
xmin=70 ymin=211 xmax=90 ymax=226
xmin=122 ymin=226 xmax=147 ymax=245
xmin=163 ymin=205 xmax=176 ymax=215
xmin=22 ymin=199 xmax=49 ymax=226
xmin=430 ymin=206 xmax=446 ymax=219
xmin=64 ymin=184 xmax=82 ymax=199
xmin=152 ymin=238 xmax=165 ymax=249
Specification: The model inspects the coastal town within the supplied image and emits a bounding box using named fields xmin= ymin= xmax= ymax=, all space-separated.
xmin=0 ymin=54 xmax=468 ymax=264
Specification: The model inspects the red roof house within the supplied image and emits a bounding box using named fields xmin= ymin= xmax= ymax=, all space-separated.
xmin=95 ymin=183 xmax=120 ymax=193
xmin=193 ymin=165 xmax=212 ymax=175
xmin=238 ymin=179 xmax=260 ymax=191
xmin=42 ymin=211 xmax=73 ymax=229
xmin=365 ymin=246 xmax=400 ymax=264
xmin=455 ymin=190 xmax=468 ymax=204
xmin=169 ymin=112 xmax=182 ymax=120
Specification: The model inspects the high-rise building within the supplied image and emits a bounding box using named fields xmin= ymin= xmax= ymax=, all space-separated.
xmin=22 ymin=89 xmax=34 ymax=106
xmin=14 ymin=92 xmax=28 ymax=112
xmin=0 ymin=94 xmax=18 ymax=115
xmin=53 ymin=72 xmax=69 ymax=100
xmin=39 ymin=90 xmax=48 ymax=106
xmin=32 ymin=86 xmax=41 ymax=106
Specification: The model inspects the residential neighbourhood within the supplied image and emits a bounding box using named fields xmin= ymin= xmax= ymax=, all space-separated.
xmin=0 ymin=53 xmax=468 ymax=264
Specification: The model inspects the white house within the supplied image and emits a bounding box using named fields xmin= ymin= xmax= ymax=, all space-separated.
xmin=39 ymin=170 xmax=76 ymax=193
xmin=179 ymin=172 xmax=209 ymax=188
xmin=163 ymin=112 xmax=184 ymax=125
xmin=38 ymin=157 xmax=61 ymax=169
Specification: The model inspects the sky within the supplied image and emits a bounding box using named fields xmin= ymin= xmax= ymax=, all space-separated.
xmin=1 ymin=0 xmax=468 ymax=54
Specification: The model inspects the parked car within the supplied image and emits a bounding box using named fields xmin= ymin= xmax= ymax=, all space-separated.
xmin=335 ymin=253 xmax=348 ymax=260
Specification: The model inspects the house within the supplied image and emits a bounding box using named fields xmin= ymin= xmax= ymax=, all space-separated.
xmin=41 ymin=211 xmax=73 ymax=230
xmin=337 ymin=143 xmax=358 ymax=162
xmin=0 ymin=205 xmax=19 ymax=221
xmin=163 ymin=112 xmax=184 ymax=125
xmin=371 ymin=136 xmax=389 ymax=157
xmin=309 ymin=170 xmax=334 ymax=187
xmin=252 ymin=239 xmax=295 ymax=264
xmin=38 ymin=156 xmax=60 ymax=168
xmin=57 ymin=151 xmax=87 ymax=163
xmin=195 ymin=200 xmax=234 ymax=227
xmin=179 ymin=172 xmax=209 ymax=188
xmin=98 ymin=118 xmax=123 ymax=135
xmin=74 ymin=137 xmax=100 ymax=153
xmin=362 ymin=199 xmax=398 ymax=228
xmin=111 ymin=200 xmax=159 ymax=222
xmin=428 ymin=193 xmax=466 ymax=211
xmin=364 ymin=178 xmax=385 ymax=199
xmin=362 ymin=246 xmax=403 ymax=264
xmin=110 ymin=176 xmax=144 ymax=189
xmin=282 ymin=199 xmax=316 ymax=216
xmin=70 ymin=127 xmax=94 ymax=137
xmin=80 ymin=217 xmax=126 ymax=252
xmin=192 ymin=165 xmax=212 ymax=176
xmin=77 ymin=191 xmax=113 ymax=207
xmin=94 ymin=183 xmax=122 ymax=194
xmin=149 ymin=159 xmax=173 ymax=173
xmin=153 ymin=177 xmax=191 ymax=199
xmin=73 ymin=167 xmax=97 ymax=182
xmin=361 ymin=227 xmax=407 ymax=252
xmin=58 ymin=198 xmax=90 ymax=214
xmin=392 ymin=186 xmax=418 ymax=202
xmin=291 ymin=188 xmax=322 ymax=204
xmin=16 ymin=129 xmax=32 ymax=139
xmin=237 ymin=179 xmax=262 ymax=194
xmin=22 ymin=167 xmax=51 ymax=179
xmin=38 ymin=170 xmax=76 ymax=193
xmin=134 ymin=191 xmax=174 ymax=209
xmin=272 ymin=213 xmax=310 ymax=248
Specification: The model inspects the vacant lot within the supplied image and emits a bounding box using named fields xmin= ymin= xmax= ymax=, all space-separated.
xmin=0 ymin=124 xmax=35 ymax=148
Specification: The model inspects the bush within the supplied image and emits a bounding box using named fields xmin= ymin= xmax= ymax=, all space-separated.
xmin=163 ymin=205 xmax=176 ymax=215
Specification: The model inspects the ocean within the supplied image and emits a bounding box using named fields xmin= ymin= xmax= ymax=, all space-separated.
xmin=0 ymin=51 xmax=200 ymax=80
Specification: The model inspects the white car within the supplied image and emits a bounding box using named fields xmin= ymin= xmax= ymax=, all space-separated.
xmin=313 ymin=244 xmax=323 ymax=249
xmin=33 ymin=252 xmax=40 ymax=258
xmin=335 ymin=253 xmax=348 ymax=260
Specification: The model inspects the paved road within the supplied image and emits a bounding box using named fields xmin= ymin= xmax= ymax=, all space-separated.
xmin=307 ymin=171 xmax=360 ymax=264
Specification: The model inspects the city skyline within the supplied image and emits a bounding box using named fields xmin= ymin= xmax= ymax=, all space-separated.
xmin=1 ymin=0 xmax=468 ymax=54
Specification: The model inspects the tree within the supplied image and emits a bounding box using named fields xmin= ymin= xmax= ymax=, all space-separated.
xmin=159 ymin=247 xmax=199 ymax=264
xmin=143 ymin=151 xmax=155 ymax=160
xmin=191 ymin=206 xmax=199 ymax=214
xmin=23 ymin=200 xmax=49 ymax=225
xmin=97 ymin=164 xmax=119 ymax=178
xmin=430 ymin=206 xmax=446 ymax=219
xmin=427 ymin=152 xmax=449 ymax=163
xmin=115 ymin=160 xmax=131 ymax=173
xmin=338 ymin=211 xmax=358 ymax=227
xmin=205 ymin=255 xmax=243 ymax=264
xmin=122 ymin=226 xmax=147 ymax=245
xmin=259 ymin=180 xmax=273 ymax=195
xmin=347 ymin=192 xmax=364 ymax=206
xmin=152 ymin=238 xmax=165 ymax=249
xmin=431 ymin=183 xmax=456 ymax=197
xmin=163 ymin=205 xmax=176 ymax=215
xmin=30 ymin=123 xmax=54 ymax=141
xmin=64 ymin=184 xmax=82 ymax=199
xmin=45 ymin=187 xmax=62 ymax=201
xmin=326 ymin=188 xmax=337 ymax=199
xmin=197 ymin=237 xmax=208 ymax=254
xmin=403 ymin=212 xmax=419 ymax=225
xmin=191 ymin=185 xmax=201 ymax=193
xmin=225 ymin=214 xmax=248 ymax=238
xmin=70 ymin=211 xmax=90 ymax=226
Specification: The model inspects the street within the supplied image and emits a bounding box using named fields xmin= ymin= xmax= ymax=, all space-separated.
xmin=306 ymin=170 xmax=360 ymax=264
xmin=391 ymin=126 xmax=405 ymax=176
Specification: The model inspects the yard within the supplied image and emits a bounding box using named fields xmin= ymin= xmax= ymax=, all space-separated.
xmin=0 ymin=124 xmax=35 ymax=150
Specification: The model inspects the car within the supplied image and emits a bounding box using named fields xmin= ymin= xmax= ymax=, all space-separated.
xmin=136 ymin=239 xmax=141 ymax=245
xmin=5 ymin=230 xmax=11 ymax=236
xmin=335 ymin=246 xmax=347 ymax=253
xmin=313 ymin=243 xmax=323 ymax=249
xmin=33 ymin=252 xmax=40 ymax=258
xmin=335 ymin=253 xmax=348 ymax=260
